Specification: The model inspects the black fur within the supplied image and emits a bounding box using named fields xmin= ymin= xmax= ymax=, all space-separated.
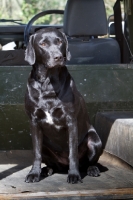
xmin=25 ymin=28 xmax=102 ymax=184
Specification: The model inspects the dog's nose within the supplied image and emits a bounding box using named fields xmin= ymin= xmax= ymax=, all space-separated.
xmin=54 ymin=55 xmax=63 ymax=62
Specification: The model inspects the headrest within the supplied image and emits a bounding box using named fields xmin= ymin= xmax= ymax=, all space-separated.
xmin=64 ymin=0 xmax=107 ymax=37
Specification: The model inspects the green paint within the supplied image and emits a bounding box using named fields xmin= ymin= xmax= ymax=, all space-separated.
xmin=0 ymin=65 xmax=133 ymax=150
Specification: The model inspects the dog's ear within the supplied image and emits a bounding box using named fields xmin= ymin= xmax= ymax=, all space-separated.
xmin=61 ymin=32 xmax=71 ymax=61
xmin=25 ymin=35 xmax=36 ymax=65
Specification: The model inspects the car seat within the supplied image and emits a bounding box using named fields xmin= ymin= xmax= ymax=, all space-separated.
xmin=64 ymin=0 xmax=121 ymax=64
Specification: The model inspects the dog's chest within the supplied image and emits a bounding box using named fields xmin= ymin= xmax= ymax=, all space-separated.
xmin=35 ymin=105 xmax=65 ymax=126
xmin=28 ymin=78 xmax=68 ymax=129
xmin=32 ymin=92 xmax=66 ymax=129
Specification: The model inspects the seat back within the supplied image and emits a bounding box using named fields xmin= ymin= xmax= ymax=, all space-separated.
xmin=64 ymin=0 xmax=121 ymax=64
xmin=64 ymin=0 xmax=107 ymax=37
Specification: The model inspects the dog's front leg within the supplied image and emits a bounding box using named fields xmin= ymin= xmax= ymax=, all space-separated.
xmin=67 ymin=118 xmax=82 ymax=184
xmin=25 ymin=122 xmax=43 ymax=183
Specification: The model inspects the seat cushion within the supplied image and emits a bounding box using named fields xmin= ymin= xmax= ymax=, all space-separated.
xmin=66 ymin=38 xmax=121 ymax=64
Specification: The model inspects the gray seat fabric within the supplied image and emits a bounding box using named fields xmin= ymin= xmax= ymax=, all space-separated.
xmin=64 ymin=0 xmax=121 ymax=64
xmin=67 ymin=38 xmax=121 ymax=64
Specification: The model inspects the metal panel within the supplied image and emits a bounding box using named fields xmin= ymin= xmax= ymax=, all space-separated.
xmin=0 ymin=64 xmax=133 ymax=150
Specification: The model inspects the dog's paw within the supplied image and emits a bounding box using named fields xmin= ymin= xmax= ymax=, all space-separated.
xmin=87 ymin=166 xmax=100 ymax=177
xmin=25 ymin=170 xmax=41 ymax=183
xmin=67 ymin=170 xmax=82 ymax=184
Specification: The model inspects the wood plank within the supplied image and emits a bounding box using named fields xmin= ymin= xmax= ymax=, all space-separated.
xmin=0 ymin=188 xmax=133 ymax=200
xmin=0 ymin=151 xmax=133 ymax=199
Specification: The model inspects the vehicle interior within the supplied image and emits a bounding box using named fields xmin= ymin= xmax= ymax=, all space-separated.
xmin=0 ymin=0 xmax=132 ymax=65
xmin=0 ymin=0 xmax=133 ymax=199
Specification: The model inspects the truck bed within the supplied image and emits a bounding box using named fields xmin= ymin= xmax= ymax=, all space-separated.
xmin=0 ymin=150 xmax=133 ymax=200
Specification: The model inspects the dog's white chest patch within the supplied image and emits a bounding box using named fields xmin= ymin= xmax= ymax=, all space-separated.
xmin=44 ymin=111 xmax=62 ymax=130
xmin=45 ymin=111 xmax=54 ymax=125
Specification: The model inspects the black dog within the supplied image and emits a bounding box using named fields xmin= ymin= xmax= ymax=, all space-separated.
xmin=25 ymin=28 xmax=102 ymax=184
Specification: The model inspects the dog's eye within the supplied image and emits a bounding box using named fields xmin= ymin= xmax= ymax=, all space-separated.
xmin=57 ymin=39 xmax=62 ymax=45
xmin=41 ymin=42 xmax=46 ymax=46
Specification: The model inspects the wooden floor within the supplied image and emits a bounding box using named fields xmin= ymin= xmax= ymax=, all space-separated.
xmin=0 ymin=150 xmax=133 ymax=200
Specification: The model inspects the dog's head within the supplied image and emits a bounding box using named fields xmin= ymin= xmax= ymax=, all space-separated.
xmin=25 ymin=28 xmax=71 ymax=68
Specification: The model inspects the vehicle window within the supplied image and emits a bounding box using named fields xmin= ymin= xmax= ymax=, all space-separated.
xmin=0 ymin=0 xmax=116 ymax=26
xmin=0 ymin=0 xmax=117 ymax=51
xmin=104 ymin=0 xmax=116 ymax=17
xmin=0 ymin=0 xmax=67 ymax=25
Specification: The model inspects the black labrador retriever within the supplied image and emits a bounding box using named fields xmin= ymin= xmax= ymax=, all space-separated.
xmin=25 ymin=27 xmax=102 ymax=184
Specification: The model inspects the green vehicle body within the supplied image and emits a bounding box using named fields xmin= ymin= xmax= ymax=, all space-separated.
xmin=0 ymin=0 xmax=133 ymax=150
xmin=0 ymin=64 xmax=133 ymax=150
